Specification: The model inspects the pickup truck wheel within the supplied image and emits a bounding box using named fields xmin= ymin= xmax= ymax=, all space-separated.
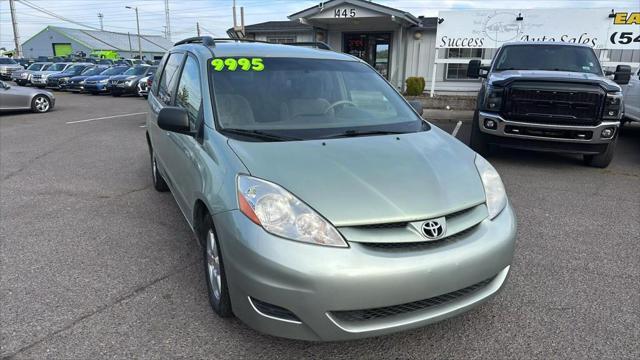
xmin=470 ymin=111 xmax=491 ymax=156
xmin=150 ymin=148 xmax=169 ymax=192
xmin=202 ymin=216 xmax=233 ymax=318
xmin=583 ymin=136 xmax=617 ymax=168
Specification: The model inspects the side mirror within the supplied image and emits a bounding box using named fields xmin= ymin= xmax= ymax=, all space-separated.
xmin=157 ymin=107 xmax=191 ymax=134
xmin=408 ymin=100 xmax=423 ymax=116
xmin=613 ymin=65 xmax=631 ymax=85
xmin=467 ymin=59 xmax=481 ymax=79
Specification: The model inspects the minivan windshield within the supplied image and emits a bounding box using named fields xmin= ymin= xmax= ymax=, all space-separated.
xmin=494 ymin=45 xmax=602 ymax=74
xmin=210 ymin=58 xmax=425 ymax=141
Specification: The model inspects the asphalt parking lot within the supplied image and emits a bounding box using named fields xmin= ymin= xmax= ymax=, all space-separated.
xmin=1 ymin=92 xmax=638 ymax=359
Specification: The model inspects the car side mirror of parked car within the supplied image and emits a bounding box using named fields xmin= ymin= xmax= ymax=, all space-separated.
xmin=408 ymin=100 xmax=423 ymax=116
xmin=613 ymin=65 xmax=631 ymax=85
xmin=467 ymin=60 xmax=488 ymax=79
xmin=467 ymin=60 xmax=481 ymax=79
xmin=157 ymin=107 xmax=191 ymax=135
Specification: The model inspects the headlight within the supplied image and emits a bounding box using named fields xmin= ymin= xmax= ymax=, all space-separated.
xmin=475 ymin=155 xmax=507 ymax=219
xmin=483 ymin=86 xmax=504 ymax=111
xmin=125 ymin=80 xmax=134 ymax=86
xmin=237 ymin=175 xmax=347 ymax=247
xmin=79 ymin=80 xmax=85 ymax=85
xmin=603 ymin=92 xmax=623 ymax=120
xmin=99 ymin=79 xmax=108 ymax=84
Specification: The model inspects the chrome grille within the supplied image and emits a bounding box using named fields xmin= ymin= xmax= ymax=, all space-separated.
xmin=330 ymin=276 xmax=494 ymax=323
xmin=359 ymin=224 xmax=478 ymax=250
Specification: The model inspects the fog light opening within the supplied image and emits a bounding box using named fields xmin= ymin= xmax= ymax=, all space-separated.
xmin=601 ymin=128 xmax=615 ymax=139
xmin=484 ymin=119 xmax=497 ymax=130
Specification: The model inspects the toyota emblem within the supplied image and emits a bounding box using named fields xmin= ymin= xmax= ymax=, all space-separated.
xmin=421 ymin=218 xmax=446 ymax=240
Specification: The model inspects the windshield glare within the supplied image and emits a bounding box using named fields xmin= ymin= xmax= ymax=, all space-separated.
xmin=48 ymin=63 xmax=66 ymax=71
xmin=124 ymin=66 xmax=148 ymax=75
xmin=65 ymin=65 xmax=87 ymax=74
xmin=211 ymin=58 xmax=423 ymax=140
xmin=27 ymin=63 xmax=44 ymax=71
xmin=102 ymin=66 xmax=127 ymax=75
xmin=82 ymin=67 xmax=105 ymax=76
xmin=494 ymin=45 xmax=602 ymax=74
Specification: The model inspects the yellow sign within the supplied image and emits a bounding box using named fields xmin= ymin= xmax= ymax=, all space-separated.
xmin=613 ymin=12 xmax=640 ymax=25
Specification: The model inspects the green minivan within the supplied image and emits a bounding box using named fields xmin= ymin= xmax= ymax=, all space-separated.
xmin=146 ymin=37 xmax=516 ymax=341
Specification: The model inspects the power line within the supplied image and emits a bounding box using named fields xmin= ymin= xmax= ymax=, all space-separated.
xmin=17 ymin=0 xmax=101 ymax=31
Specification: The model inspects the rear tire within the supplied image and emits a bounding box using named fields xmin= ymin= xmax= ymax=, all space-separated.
xmin=31 ymin=95 xmax=51 ymax=113
xmin=149 ymin=148 xmax=169 ymax=192
xmin=201 ymin=215 xmax=233 ymax=318
xmin=470 ymin=110 xmax=491 ymax=156
xmin=583 ymin=136 xmax=617 ymax=168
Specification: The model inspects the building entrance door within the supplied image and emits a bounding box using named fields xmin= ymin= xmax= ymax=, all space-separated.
xmin=343 ymin=33 xmax=391 ymax=78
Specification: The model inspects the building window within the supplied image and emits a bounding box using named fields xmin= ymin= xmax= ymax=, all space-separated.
xmin=266 ymin=36 xmax=296 ymax=44
xmin=445 ymin=48 xmax=484 ymax=80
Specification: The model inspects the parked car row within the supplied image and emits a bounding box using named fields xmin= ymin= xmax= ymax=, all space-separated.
xmin=9 ymin=62 xmax=156 ymax=98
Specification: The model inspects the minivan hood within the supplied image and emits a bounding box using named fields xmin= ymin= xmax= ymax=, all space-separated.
xmin=488 ymin=70 xmax=621 ymax=91
xmin=228 ymin=127 xmax=485 ymax=226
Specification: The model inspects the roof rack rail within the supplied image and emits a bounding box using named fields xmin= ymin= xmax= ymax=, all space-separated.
xmin=285 ymin=42 xmax=332 ymax=51
xmin=174 ymin=37 xmax=333 ymax=51
xmin=174 ymin=36 xmax=216 ymax=47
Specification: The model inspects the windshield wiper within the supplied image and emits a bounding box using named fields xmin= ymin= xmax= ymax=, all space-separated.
xmin=220 ymin=128 xmax=300 ymax=141
xmin=321 ymin=129 xmax=407 ymax=139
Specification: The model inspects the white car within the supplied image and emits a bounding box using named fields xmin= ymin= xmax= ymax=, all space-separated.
xmin=622 ymin=67 xmax=640 ymax=123
xmin=30 ymin=63 xmax=73 ymax=88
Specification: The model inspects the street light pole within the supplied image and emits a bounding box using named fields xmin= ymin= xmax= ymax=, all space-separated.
xmin=126 ymin=6 xmax=143 ymax=60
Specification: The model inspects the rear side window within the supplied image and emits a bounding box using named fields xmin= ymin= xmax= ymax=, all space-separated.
xmin=157 ymin=53 xmax=185 ymax=104
xmin=175 ymin=55 xmax=203 ymax=131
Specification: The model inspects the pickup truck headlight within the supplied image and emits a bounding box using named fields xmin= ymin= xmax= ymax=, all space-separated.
xmin=475 ymin=155 xmax=507 ymax=220
xmin=603 ymin=92 xmax=623 ymax=120
xmin=483 ymin=86 xmax=504 ymax=111
xmin=237 ymin=175 xmax=347 ymax=247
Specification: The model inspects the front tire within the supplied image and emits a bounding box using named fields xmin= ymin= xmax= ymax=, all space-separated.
xmin=31 ymin=95 xmax=51 ymax=113
xmin=583 ymin=136 xmax=617 ymax=168
xmin=202 ymin=216 xmax=233 ymax=318
xmin=150 ymin=148 xmax=169 ymax=192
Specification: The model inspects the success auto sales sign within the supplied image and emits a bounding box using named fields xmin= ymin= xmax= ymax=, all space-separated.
xmin=436 ymin=8 xmax=640 ymax=49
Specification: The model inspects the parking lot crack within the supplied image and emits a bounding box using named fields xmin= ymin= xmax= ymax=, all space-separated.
xmin=2 ymin=260 xmax=199 ymax=359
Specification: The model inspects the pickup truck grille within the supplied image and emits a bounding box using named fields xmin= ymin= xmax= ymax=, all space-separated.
xmin=503 ymin=82 xmax=605 ymax=125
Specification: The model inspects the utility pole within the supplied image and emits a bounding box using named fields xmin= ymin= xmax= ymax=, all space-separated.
xmin=232 ymin=0 xmax=237 ymax=30
xmin=196 ymin=22 xmax=201 ymax=37
xmin=126 ymin=6 xmax=142 ymax=60
xmin=98 ymin=13 xmax=104 ymax=31
xmin=164 ymin=0 xmax=171 ymax=41
xmin=9 ymin=0 xmax=22 ymax=58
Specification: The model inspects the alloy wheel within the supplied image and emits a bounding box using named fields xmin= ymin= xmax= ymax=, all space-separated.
xmin=35 ymin=96 xmax=50 ymax=112
xmin=206 ymin=230 xmax=222 ymax=300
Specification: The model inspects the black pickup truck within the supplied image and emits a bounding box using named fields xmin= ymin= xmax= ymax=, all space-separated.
xmin=467 ymin=42 xmax=631 ymax=168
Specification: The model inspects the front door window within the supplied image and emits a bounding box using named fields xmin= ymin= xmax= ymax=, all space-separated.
xmin=343 ymin=33 xmax=391 ymax=78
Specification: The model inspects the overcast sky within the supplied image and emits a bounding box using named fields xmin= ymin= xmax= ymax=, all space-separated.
xmin=1 ymin=0 xmax=638 ymax=50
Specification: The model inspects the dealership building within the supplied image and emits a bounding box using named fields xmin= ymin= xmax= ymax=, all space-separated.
xmin=21 ymin=26 xmax=173 ymax=60
xmin=236 ymin=0 xmax=640 ymax=94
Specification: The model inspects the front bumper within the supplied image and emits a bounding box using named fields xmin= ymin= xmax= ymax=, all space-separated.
xmin=479 ymin=111 xmax=619 ymax=145
xmin=110 ymin=82 xmax=137 ymax=93
xmin=66 ymin=83 xmax=84 ymax=92
xmin=213 ymin=204 xmax=516 ymax=341
xmin=84 ymin=83 xmax=110 ymax=92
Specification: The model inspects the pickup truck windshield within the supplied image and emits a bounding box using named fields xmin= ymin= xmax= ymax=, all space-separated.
xmin=0 ymin=58 xmax=17 ymax=64
xmin=494 ymin=45 xmax=602 ymax=75
xmin=210 ymin=58 xmax=425 ymax=141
